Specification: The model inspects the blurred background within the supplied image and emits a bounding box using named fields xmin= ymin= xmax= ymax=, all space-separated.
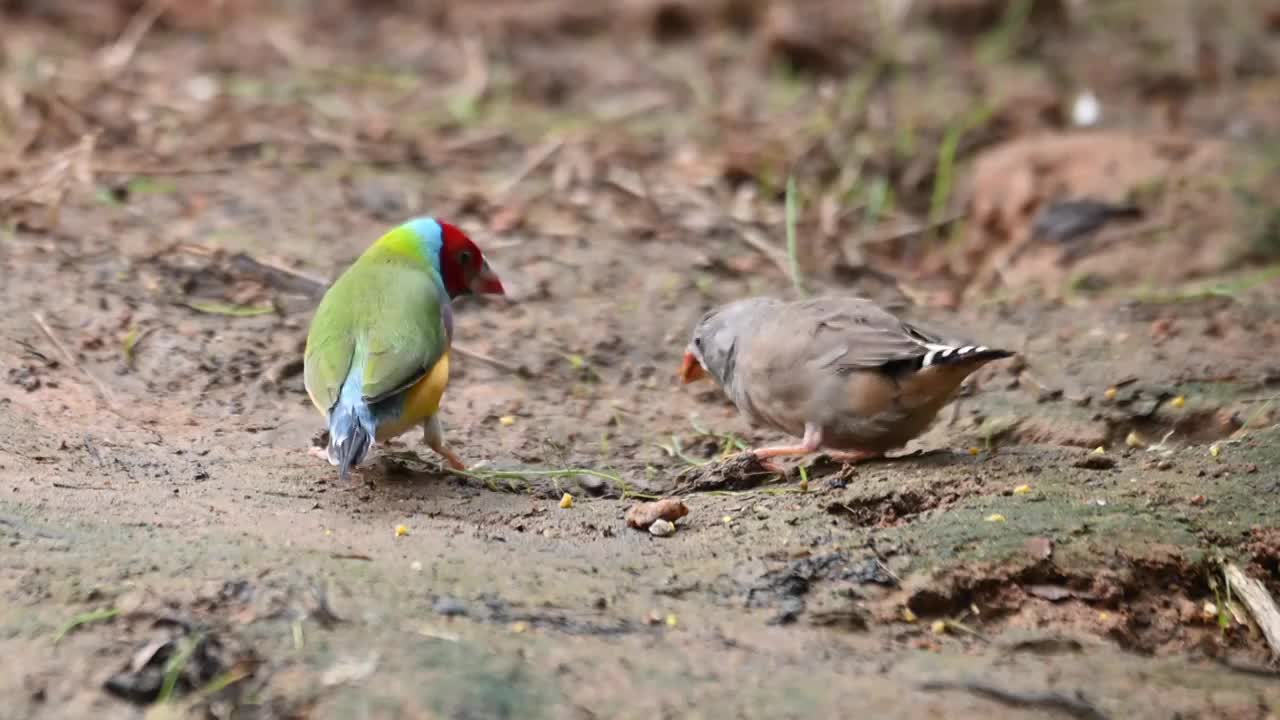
xmin=3 ymin=0 xmax=1278 ymax=305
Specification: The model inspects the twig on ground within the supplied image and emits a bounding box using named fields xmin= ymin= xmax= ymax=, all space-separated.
xmin=494 ymin=138 xmax=565 ymax=201
xmin=866 ymin=212 xmax=968 ymax=246
xmin=1223 ymin=563 xmax=1280 ymax=658
xmin=919 ymin=680 xmax=1109 ymax=720
xmin=452 ymin=343 xmax=533 ymax=378
xmin=98 ymin=0 xmax=169 ymax=76
xmin=32 ymin=312 xmax=115 ymax=406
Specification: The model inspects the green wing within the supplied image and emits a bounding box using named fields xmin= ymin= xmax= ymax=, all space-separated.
xmin=303 ymin=291 xmax=355 ymax=415
xmin=304 ymin=260 xmax=448 ymax=413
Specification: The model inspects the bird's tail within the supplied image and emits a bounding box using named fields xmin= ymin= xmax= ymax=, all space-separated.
xmin=919 ymin=344 xmax=1014 ymax=370
xmin=326 ymin=375 xmax=377 ymax=481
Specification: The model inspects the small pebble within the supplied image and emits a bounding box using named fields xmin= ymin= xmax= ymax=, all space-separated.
xmin=433 ymin=597 xmax=468 ymax=617
xmin=577 ymin=474 xmax=608 ymax=496
xmin=649 ymin=519 xmax=676 ymax=537
xmin=410 ymin=561 xmax=423 ymax=572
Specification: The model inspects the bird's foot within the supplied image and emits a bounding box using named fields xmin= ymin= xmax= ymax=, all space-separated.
xmin=823 ymin=449 xmax=881 ymax=466
xmin=436 ymin=447 xmax=467 ymax=473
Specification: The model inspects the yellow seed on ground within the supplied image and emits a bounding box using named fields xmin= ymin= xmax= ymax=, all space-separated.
xmin=1210 ymin=444 xmax=1221 ymax=458
xmin=1171 ymin=395 xmax=1185 ymax=409
xmin=1104 ymin=387 xmax=1118 ymax=400
xmin=1125 ymin=431 xmax=1146 ymax=448
xmin=902 ymin=608 xmax=918 ymax=623
xmin=969 ymin=447 xmax=981 ymax=456
xmin=1098 ymin=612 xmax=1110 ymax=621
xmin=665 ymin=614 xmax=678 ymax=627
xmin=1092 ymin=446 xmax=1105 ymax=455
xmin=1013 ymin=484 xmax=1031 ymax=495
xmin=559 ymin=493 xmax=574 ymax=509
xmin=511 ymin=621 xmax=528 ymax=633
xmin=985 ymin=513 xmax=1006 ymax=523
xmin=722 ymin=515 xmax=734 ymax=524
xmin=395 ymin=524 xmax=409 ymax=537
xmin=499 ymin=415 xmax=516 ymax=426
xmin=931 ymin=620 xmax=947 ymax=635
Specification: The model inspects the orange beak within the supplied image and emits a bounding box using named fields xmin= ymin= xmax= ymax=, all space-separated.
xmin=470 ymin=261 xmax=505 ymax=296
xmin=679 ymin=351 xmax=707 ymax=384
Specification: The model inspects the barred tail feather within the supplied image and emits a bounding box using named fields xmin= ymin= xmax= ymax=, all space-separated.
xmin=919 ymin=344 xmax=1014 ymax=370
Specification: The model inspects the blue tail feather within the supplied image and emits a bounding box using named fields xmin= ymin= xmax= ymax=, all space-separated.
xmin=327 ymin=372 xmax=378 ymax=481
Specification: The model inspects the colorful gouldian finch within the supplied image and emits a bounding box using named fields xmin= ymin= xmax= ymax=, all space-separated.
xmin=680 ymin=296 xmax=1013 ymax=471
xmin=304 ymin=217 xmax=504 ymax=481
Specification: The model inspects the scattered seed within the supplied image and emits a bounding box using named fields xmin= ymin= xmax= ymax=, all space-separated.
xmin=1104 ymin=387 xmax=1118 ymax=400
xmin=1202 ymin=601 xmax=1218 ymax=620
xmin=1092 ymin=446 xmax=1106 ymax=455
xmin=1209 ymin=444 xmax=1221 ymax=458
xmin=931 ymin=620 xmax=948 ymax=635
xmin=1125 ymin=431 xmax=1146 ymax=448
xmin=395 ymin=524 xmax=409 ymax=537
xmin=559 ymin=493 xmax=574 ymax=509
xmin=410 ymin=561 xmax=422 ymax=572
xmin=510 ymin=621 xmax=528 ymax=633
xmin=665 ymin=613 xmax=678 ymax=627
xmin=1171 ymin=395 xmax=1186 ymax=408
xmin=1013 ymin=484 xmax=1031 ymax=495
xmin=968 ymin=447 xmax=980 ymax=456
xmin=499 ymin=415 xmax=516 ymax=426
xmin=985 ymin=513 xmax=1006 ymax=523
xmin=902 ymin=608 xmax=918 ymax=623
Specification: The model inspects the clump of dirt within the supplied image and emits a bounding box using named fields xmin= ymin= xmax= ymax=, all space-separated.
xmin=949 ymin=132 xmax=1239 ymax=302
xmin=671 ymin=453 xmax=778 ymax=493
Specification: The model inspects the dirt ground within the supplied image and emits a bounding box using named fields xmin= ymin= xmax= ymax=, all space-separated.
xmin=3 ymin=1 xmax=1280 ymax=718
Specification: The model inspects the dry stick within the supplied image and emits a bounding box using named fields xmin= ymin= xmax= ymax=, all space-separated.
xmin=737 ymin=224 xmax=794 ymax=279
xmin=865 ymin=211 xmax=968 ymax=246
xmin=493 ymin=138 xmax=564 ymax=201
xmin=452 ymin=343 xmax=531 ymax=378
xmin=98 ymin=0 xmax=169 ymax=76
xmin=1224 ymin=563 xmax=1280 ymax=658
xmin=31 ymin=312 xmax=115 ymax=406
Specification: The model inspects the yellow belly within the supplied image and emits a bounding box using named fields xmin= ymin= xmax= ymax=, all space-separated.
xmin=374 ymin=351 xmax=450 ymax=441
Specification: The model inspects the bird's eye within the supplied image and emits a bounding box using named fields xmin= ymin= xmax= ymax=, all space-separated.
xmin=458 ymin=250 xmax=473 ymax=266
xmin=694 ymin=337 xmax=702 ymax=350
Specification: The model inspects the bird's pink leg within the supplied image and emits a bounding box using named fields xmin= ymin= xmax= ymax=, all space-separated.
xmin=751 ymin=424 xmax=822 ymax=473
xmin=424 ymin=416 xmax=467 ymax=472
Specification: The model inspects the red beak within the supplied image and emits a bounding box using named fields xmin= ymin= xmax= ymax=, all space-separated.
xmin=470 ymin=262 xmax=505 ymax=296
xmin=679 ymin=351 xmax=707 ymax=384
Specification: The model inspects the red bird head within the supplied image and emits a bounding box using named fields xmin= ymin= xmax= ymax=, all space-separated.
xmin=436 ymin=220 xmax=505 ymax=299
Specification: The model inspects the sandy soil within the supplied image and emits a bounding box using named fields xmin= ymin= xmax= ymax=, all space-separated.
xmin=2 ymin=2 xmax=1280 ymax=718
